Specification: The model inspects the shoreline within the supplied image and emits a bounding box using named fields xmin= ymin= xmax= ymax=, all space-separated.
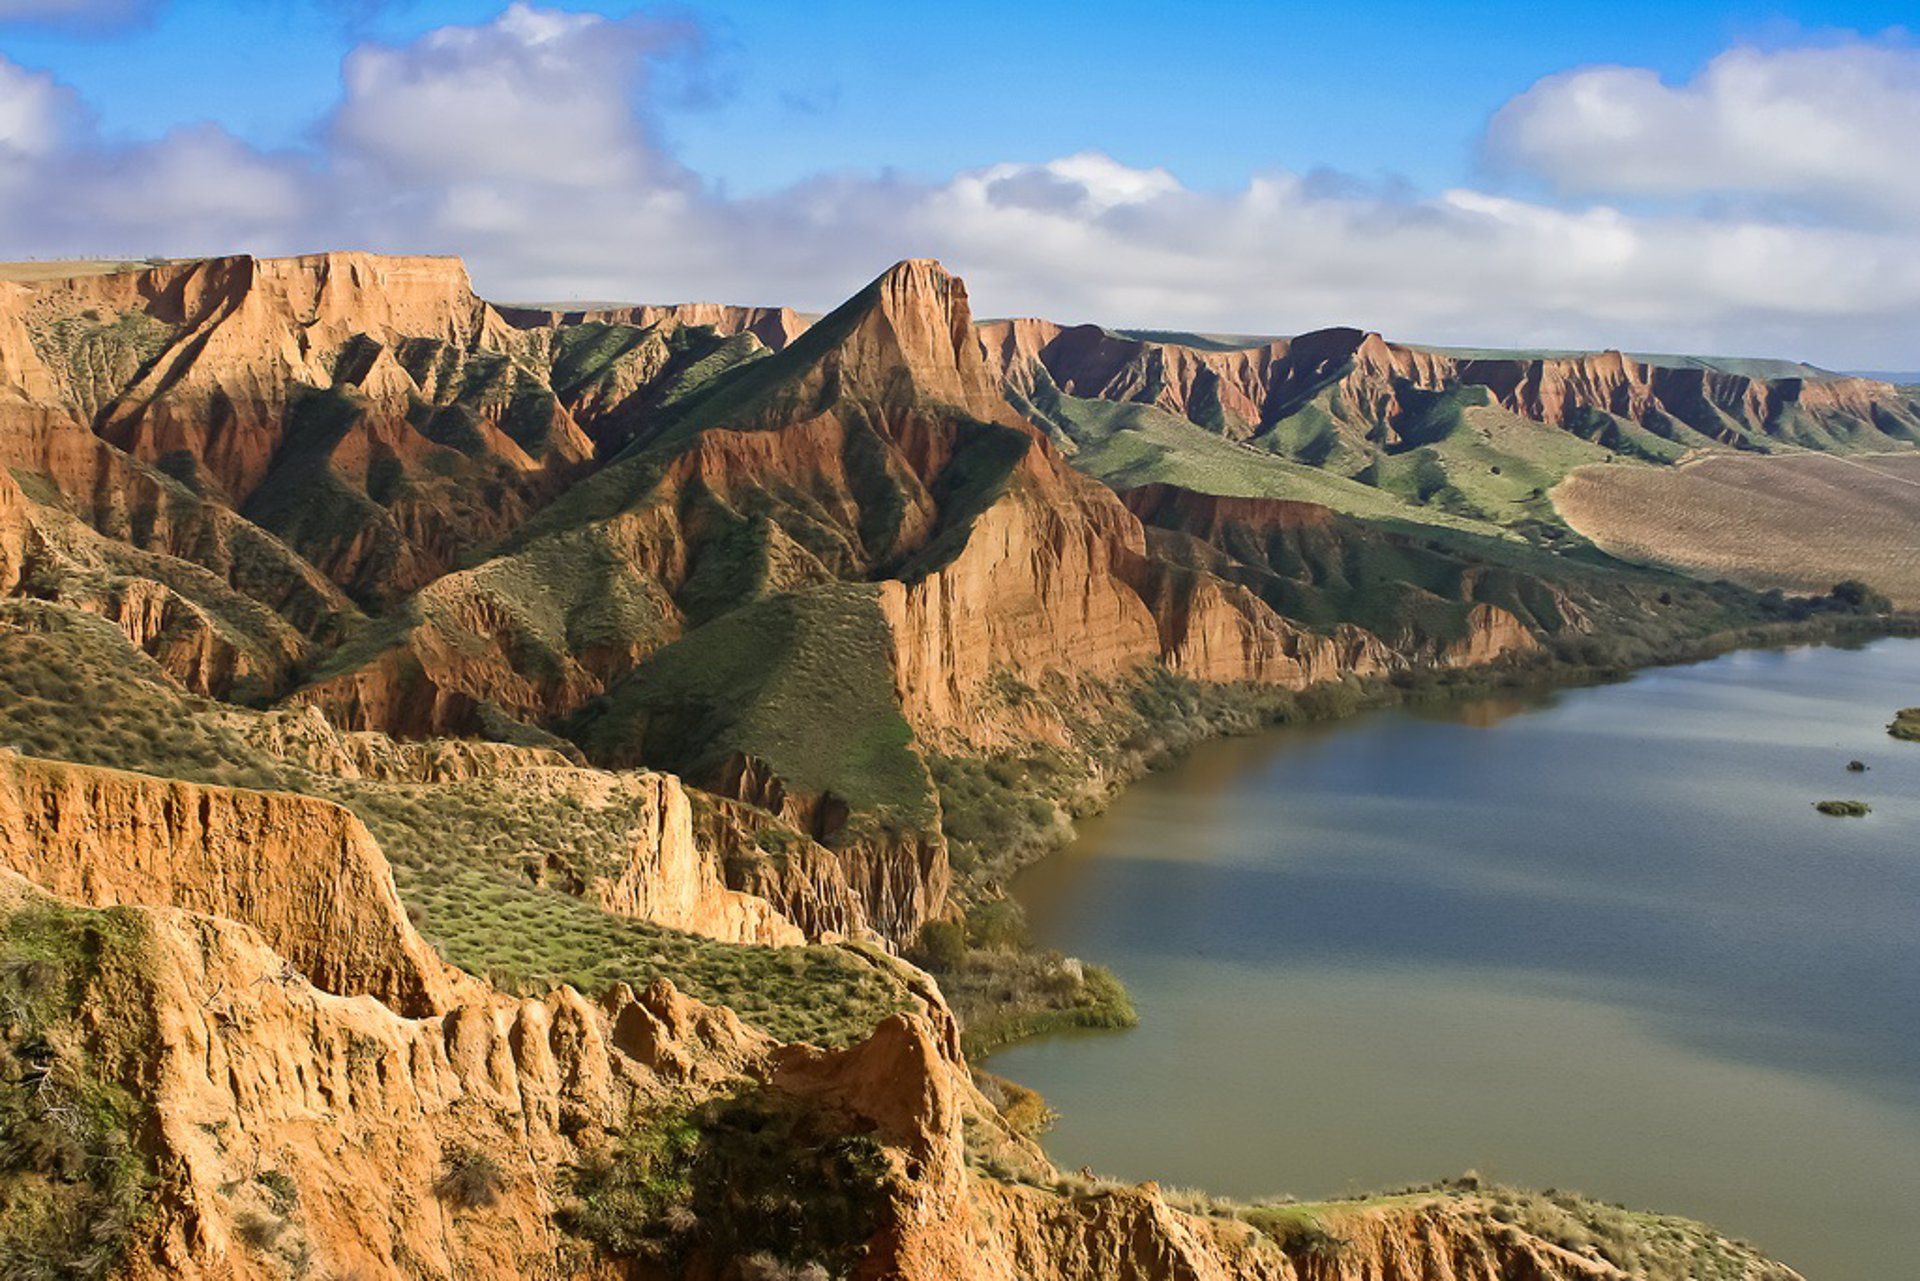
xmin=970 ymin=631 xmax=1920 ymax=1279
xmin=939 ymin=609 xmax=1920 ymax=1060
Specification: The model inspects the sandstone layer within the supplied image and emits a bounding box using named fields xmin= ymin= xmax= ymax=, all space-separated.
xmin=0 ymin=760 xmax=1799 ymax=1281
xmin=983 ymin=318 xmax=1920 ymax=454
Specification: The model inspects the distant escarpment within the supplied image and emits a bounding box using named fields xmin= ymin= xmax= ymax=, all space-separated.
xmin=985 ymin=317 xmax=1920 ymax=461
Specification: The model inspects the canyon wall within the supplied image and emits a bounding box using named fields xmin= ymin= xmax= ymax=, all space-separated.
xmin=0 ymin=747 xmax=458 ymax=1015
xmin=984 ymin=317 xmax=1920 ymax=450
xmin=0 ymin=819 xmax=1794 ymax=1280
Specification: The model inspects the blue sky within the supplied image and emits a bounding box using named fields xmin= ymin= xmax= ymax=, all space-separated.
xmin=8 ymin=0 xmax=1909 ymax=191
xmin=1 ymin=1 xmax=1916 ymax=365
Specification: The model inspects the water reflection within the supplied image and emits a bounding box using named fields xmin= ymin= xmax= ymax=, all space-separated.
xmin=991 ymin=640 xmax=1920 ymax=1281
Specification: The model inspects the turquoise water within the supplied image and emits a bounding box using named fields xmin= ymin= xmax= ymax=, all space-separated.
xmin=989 ymin=640 xmax=1920 ymax=1281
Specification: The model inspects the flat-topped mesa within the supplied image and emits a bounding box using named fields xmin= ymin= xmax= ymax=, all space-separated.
xmin=82 ymin=252 xmax=542 ymax=496
xmin=500 ymin=299 xmax=813 ymax=351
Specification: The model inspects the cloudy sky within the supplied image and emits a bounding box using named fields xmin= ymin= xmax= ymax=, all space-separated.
xmin=1 ymin=0 xmax=1916 ymax=369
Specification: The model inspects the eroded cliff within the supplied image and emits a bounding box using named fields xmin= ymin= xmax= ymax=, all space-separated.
xmin=0 ymin=753 xmax=1800 ymax=1281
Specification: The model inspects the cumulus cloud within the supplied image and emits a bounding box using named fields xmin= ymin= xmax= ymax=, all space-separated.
xmin=0 ymin=6 xmax=1915 ymax=368
xmin=1486 ymin=39 xmax=1920 ymax=224
xmin=333 ymin=2 xmax=694 ymax=189
xmin=0 ymin=56 xmax=307 ymax=257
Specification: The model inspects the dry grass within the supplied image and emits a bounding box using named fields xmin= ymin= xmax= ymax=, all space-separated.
xmin=1554 ymin=452 xmax=1920 ymax=606
xmin=0 ymin=260 xmax=165 ymax=282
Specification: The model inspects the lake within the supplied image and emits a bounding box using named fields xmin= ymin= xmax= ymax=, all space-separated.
xmin=988 ymin=639 xmax=1920 ymax=1281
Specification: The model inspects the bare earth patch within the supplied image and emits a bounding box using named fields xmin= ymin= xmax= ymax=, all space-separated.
xmin=1553 ymin=452 xmax=1920 ymax=606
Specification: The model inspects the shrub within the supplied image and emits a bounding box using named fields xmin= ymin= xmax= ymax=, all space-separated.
xmin=434 ymin=1147 xmax=506 ymax=1209
xmin=234 ymin=1209 xmax=288 ymax=1250
xmin=965 ymin=899 xmax=1029 ymax=952
xmin=909 ymin=920 xmax=967 ymax=972
xmin=1830 ymin=579 xmax=1893 ymax=614
xmin=0 ymin=903 xmax=158 ymax=1281
xmin=560 ymin=1091 xmax=892 ymax=1275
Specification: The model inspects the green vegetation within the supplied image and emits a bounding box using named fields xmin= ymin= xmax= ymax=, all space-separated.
xmin=1471 ymin=1183 xmax=1797 ymax=1281
xmin=1016 ymin=364 xmax=1633 ymax=539
xmin=0 ymin=602 xmax=290 ymax=790
xmin=1814 ymin=799 xmax=1871 ymax=817
xmin=1014 ymin=374 xmax=1506 ymax=538
xmin=907 ymin=899 xmax=1135 ymax=1057
xmin=570 ymin=583 xmax=938 ymax=828
xmin=0 ymin=602 xmax=909 ymax=1048
xmin=560 ymin=1090 xmax=893 ymax=1276
xmin=1888 ymin=707 xmax=1920 ymax=742
xmin=0 ymin=900 xmax=158 ymax=1280
xmin=24 ymin=308 xmax=175 ymax=413
xmin=1348 ymin=387 xmax=1616 ymax=526
xmin=1830 ymin=579 xmax=1893 ymax=614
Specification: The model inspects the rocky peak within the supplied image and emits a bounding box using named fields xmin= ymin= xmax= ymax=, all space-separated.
xmin=818 ymin=258 xmax=1016 ymax=423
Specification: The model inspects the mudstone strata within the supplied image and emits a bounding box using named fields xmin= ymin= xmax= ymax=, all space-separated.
xmin=0 ymin=251 xmax=1809 ymax=1280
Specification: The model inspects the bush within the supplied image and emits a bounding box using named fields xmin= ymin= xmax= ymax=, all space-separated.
xmin=909 ymin=920 xmax=967 ymax=972
xmin=965 ymin=899 xmax=1028 ymax=952
xmin=435 ymin=1147 xmax=506 ymax=1209
xmin=560 ymin=1091 xmax=892 ymax=1276
xmin=0 ymin=903 xmax=158 ymax=1281
xmin=1830 ymin=579 xmax=1893 ymax=614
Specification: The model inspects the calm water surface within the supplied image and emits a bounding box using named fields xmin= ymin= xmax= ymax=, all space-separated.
xmin=988 ymin=640 xmax=1920 ymax=1281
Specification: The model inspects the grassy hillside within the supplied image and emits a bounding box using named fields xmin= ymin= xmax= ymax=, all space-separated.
xmin=0 ymin=600 xmax=910 ymax=1046
xmin=568 ymin=582 xmax=938 ymax=829
xmin=1012 ymin=375 xmax=1511 ymax=538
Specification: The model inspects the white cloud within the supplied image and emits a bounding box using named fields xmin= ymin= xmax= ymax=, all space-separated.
xmin=1485 ymin=40 xmax=1920 ymax=224
xmin=0 ymin=8 xmax=1915 ymax=369
xmin=0 ymin=57 xmax=77 ymax=160
xmin=333 ymin=2 xmax=693 ymax=190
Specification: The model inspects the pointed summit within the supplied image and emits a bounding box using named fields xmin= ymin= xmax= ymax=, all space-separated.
xmin=790 ymin=258 xmax=1017 ymax=425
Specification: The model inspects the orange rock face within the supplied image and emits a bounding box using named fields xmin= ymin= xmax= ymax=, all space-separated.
xmin=0 ymin=747 xmax=457 ymax=1015
xmin=0 ymin=715 xmax=1796 ymax=1281
xmin=991 ymin=318 xmax=1920 ymax=450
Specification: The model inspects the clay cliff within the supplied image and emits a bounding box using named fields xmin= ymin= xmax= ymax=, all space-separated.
xmin=289 ymin=259 xmax=1501 ymax=943
xmin=983 ymin=317 xmax=1920 ymax=456
xmin=0 ymin=746 xmax=459 ymax=1015
xmin=0 ymin=747 xmax=1798 ymax=1281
